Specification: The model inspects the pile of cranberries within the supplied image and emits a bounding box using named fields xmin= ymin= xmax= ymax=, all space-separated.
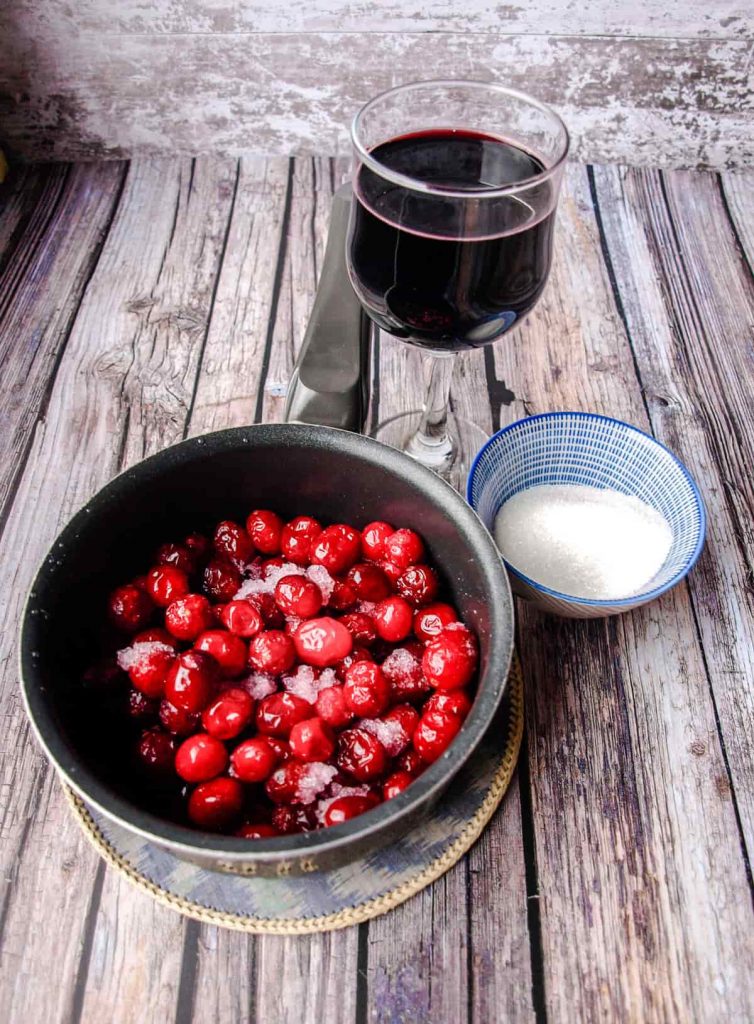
xmin=87 ymin=511 xmax=478 ymax=837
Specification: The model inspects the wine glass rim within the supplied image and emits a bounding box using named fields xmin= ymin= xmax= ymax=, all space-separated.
xmin=351 ymin=79 xmax=570 ymax=199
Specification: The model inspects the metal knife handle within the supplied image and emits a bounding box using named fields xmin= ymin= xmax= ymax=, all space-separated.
xmin=284 ymin=183 xmax=372 ymax=432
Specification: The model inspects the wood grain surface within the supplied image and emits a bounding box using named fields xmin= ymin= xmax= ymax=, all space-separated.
xmin=0 ymin=156 xmax=752 ymax=1023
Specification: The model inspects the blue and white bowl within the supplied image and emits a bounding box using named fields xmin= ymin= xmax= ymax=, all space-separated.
xmin=467 ymin=412 xmax=706 ymax=618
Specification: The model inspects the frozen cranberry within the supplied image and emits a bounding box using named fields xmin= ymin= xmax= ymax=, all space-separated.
xmin=164 ymin=650 xmax=218 ymax=713
xmin=422 ymin=627 xmax=478 ymax=690
xmin=384 ymin=529 xmax=424 ymax=570
xmin=137 ymin=728 xmax=176 ymax=772
xmin=203 ymin=559 xmax=241 ymax=602
xmin=271 ymin=804 xmax=315 ymax=834
xmin=246 ymin=509 xmax=284 ymax=555
xmin=184 ymin=532 xmax=210 ymax=563
xmin=323 ymin=794 xmax=379 ymax=826
xmin=249 ymin=592 xmax=285 ymax=628
xmin=265 ymin=760 xmax=305 ymax=804
xmin=381 ymin=643 xmax=430 ymax=702
xmin=236 ymin=822 xmax=279 ymax=839
xmin=231 ymin=736 xmax=280 ymax=782
xmin=175 ymin=733 xmax=228 ymax=782
xmin=202 ymin=688 xmax=255 ymax=739
xmin=379 ymin=560 xmax=403 ymax=586
xmin=289 ymin=717 xmax=335 ymax=762
xmin=248 ymin=630 xmax=296 ymax=675
xmin=264 ymin=736 xmax=292 ymax=763
xmin=414 ymin=708 xmax=463 ymax=763
xmin=134 ymin=627 xmax=175 ymax=648
xmin=338 ymin=612 xmax=377 ymax=647
xmin=361 ymin=520 xmax=394 ymax=561
xmin=188 ymin=777 xmax=243 ymax=830
xmin=281 ymin=515 xmax=322 ymax=565
xmin=337 ymin=728 xmax=388 ymax=782
xmin=346 ymin=563 xmax=391 ymax=602
xmin=315 ymin=684 xmax=354 ymax=729
xmin=256 ymin=692 xmax=311 ymax=737
xmin=413 ymin=603 xmax=459 ymax=642
xmin=384 ymin=703 xmax=420 ymax=749
xmin=424 ymin=689 xmax=473 ymax=721
xmin=344 ymin=661 xmax=390 ymax=717
xmin=383 ymin=770 xmax=414 ymax=800
xmin=213 ymin=520 xmax=254 ymax=569
xmin=372 ymin=596 xmax=413 ymax=643
xmin=145 ymin=565 xmax=190 ymax=607
xmin=396 ymin=564 xmax=439 ymax=607
xmin=156 ymin=541 xmax=195 ymax=574
xmin=334 ymin=646 xmax=372 ymax=682
xmin=108 ymin=584 xmax=154 ymax=632
xmin=128 ymin=689 xmax=158 ymax=720
xmin=165 ymin=594 xmax=215 ymax=641
xmin=294 ymin=617 xmax=353 ymax=667
xmin=395 ymin=748 xmax=424 ymax=775
xmin=274 ymin=575 xmax=323 ymax=619
xmin=159 ymin=699 xmax=200 ymax=736
xmin=262 ymin=557 xmax=285 ymax=578
xmin=311 ymin=524 xmax=361 ymax=574
xmin=124 ymin=644 xmax=176 ymax=699
xmin=195 ymin=630 xmax=247 ymax=678
xmin=221 ymin=599 xmax=263 ymax=637
xmin=328 ymin=578 xmax=358 ymax=610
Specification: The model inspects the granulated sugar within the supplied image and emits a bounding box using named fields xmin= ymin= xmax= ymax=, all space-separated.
xmin=294 ymin=762 xmax=338 ymax=805
xmin=494 ymin=484 xmax=673 ymax=600
xmin=116 ymin=641 xmax=173 ymax=671
xmin=282 ymin=665 xmax=333 ymax=704
xmin=358 ymin=717 xmax=407 ymax=756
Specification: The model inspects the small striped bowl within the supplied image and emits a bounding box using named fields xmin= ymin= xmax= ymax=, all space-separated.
xmin=467 ymin=412 xmax=706 ymax=618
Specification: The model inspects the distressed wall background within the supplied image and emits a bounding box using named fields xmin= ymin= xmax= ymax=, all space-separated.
xmin=0 ymin=1 xmax=751 ymax=168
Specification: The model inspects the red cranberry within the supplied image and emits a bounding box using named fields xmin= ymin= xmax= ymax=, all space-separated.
xmin=381 ymin=643 xmax=430 ymax=702
xmin=344 ymin=661 xmax=390 ymax=717
xmin=175 ymin=733 xmax=228 ymax=783
xmin=274 ymin=575 xmax=323 ymax=619
xmin=134 ymin=627 xmax=176 ymax=648
xmin=249 ymin=592 xmax=285 ymax=628
xmin=248 ymin=630 xmax=296 ymax=675
xmin=137 ymin=728 xmax=176 ymax=772
xmin=128 ymin=689 xmax=158 ymax=720
xmin=338 ymin=612 xmax=377 ymax=647
xmin=203 ymin=559 xmax=241 ymax=602
xmin=195 ymin=629 xmax=247 ymax=678
xmin=236 ymin=823 xmax=279 ymax=839
xmin=213 ymin=520 xmax=254 ymax=569
xmin=231 ymin=736 xmax=280 ymax=782
xmin=383 ymin=703 xmax=421 ymax=751
xmin=188 ymin=777 xmax=243 ymax=830
xmin=422 ymin=627 xmax=477 ymax=690
xmin=379 ymin=560 xmax=403 ymax=586
xmin=202 ymin=688 xmax=255 ymax=739
xmin=124 ymin=644 xmax=176 ymax=699
xmin=346 ymin=563 xmax=392 ymax=602
xmin=315 ymin=684 xmax=354 ymax=729
xmin=264 ymin=736 xmax=292 ymax=763
xmin=323 ymin=794 xmax=379 ymax=826
xmin=289 ymin=717 xmax=335 ymax=762
xmin=164 ymin=650 xmax=218 ymax=713
xmin=334 ymin=646 xmax=372 ymax=682
xmin=256 ymin=692 xmax=312 ymax=737
xmin=281 ymin=516 xmax=322 ymax=565
xmin=221 ymin=599 xmax=263 ymax=637
xmin=383 ymin=770 xmax=414 ymax=800
xmin=413 ymin=603 xmax=459 ymax=642
xmin=328 ymin=579 xmax=358 ymax=610
xmin=262 ymin=557 xmax=285 ymax=578
xmin=395 ymin=748 xmax=424 ymax=775
xmin=165 ymin=594 xmax=214 ymax=641
xmin=145 ymin=565 xmax=190 ymax=607
xmin=271 ymin=804 xmax=315 ymax=835
xmin=310 ymin=524 xmax=361 ymax=574
xmin=396 ymin=564 xmax=439 ymax=607
xmin=361 ymin=520 xmax=394 ymax=561
xmin=413 ymin=708 xmax=462 ymax=763
xmin=246 ymin=509 xmax=284 ymax=555
xmin=372 ymin=596 xmax=413 ymax=643
xmin=265 ymin=760 xmax=305 ymax=804
xmin=384 ymin=529 xmax=424 ymax=570
xmin=156 ymin=542 xmax=195 ymax=574
xmin=184 ymin=532 xmax=210 ymax=563
xmin=424 ymin=690 xmax=473 ymax=721
xmin=108 ymin=584 xmax=154 ymax=632
xmin=294 ymin=616 xmax=353 ymax=667
xmin=337 ymin=728 xmax=388 ymax=782
xmin=159 ymin=699 xmax=200 ymax=736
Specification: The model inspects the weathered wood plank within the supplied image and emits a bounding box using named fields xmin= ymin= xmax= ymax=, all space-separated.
xmin=592 ymin=165 xmax=754 ymax=857
xmin=720 ymin=169 xmax=754 ymax=268
xmin=0 ymin=156 xmax=238 ymax=1023
xmin=0 ymin=32 xmax=751 ymax=168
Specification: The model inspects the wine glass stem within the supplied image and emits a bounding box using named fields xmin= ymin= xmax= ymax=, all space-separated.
xmin=405 ymin=353 xmax=456 ymax=469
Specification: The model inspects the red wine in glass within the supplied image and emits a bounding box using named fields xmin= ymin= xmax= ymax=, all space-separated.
xmin=349 ymin=129 xmax=557 ymax=352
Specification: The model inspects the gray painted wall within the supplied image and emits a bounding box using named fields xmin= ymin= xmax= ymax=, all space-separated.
xmin=0 ymin=1 xmax=751 ymax=167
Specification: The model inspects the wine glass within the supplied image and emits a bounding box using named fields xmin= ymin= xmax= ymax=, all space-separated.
xmin=346 ymin=80 xmax=569 ymax=488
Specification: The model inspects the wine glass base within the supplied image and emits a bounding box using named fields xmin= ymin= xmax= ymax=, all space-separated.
xmin=372 ymin=411 xmax=490 ymax=492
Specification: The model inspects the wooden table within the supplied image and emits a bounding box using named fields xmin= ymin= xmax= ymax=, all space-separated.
xmin=1 ymin=157 xmax=752 ymax=1024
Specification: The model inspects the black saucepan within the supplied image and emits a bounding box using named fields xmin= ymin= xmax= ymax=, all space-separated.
xmin=20 ymin=424 xmax=514 ymax=875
